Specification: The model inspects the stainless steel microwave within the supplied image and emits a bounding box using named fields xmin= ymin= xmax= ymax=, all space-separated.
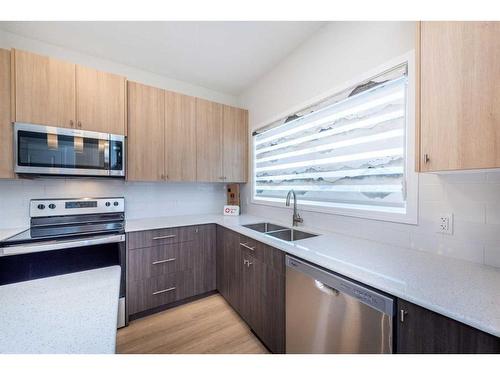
xmin=14 ymin=123 xmax=125 ymax=177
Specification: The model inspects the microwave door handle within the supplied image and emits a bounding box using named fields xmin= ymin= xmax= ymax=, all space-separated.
xmin=104 ymin=139 xmax=110 ymax=170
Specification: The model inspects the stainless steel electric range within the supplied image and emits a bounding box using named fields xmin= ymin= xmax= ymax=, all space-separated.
xmin=0 ymin=197 xmax=126 ymax=328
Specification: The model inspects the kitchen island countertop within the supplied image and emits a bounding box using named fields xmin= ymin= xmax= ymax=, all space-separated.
xmin=0 ymin=265 xmax=121 ymax=354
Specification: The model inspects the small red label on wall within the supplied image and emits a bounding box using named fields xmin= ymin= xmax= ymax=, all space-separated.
xmin=223 ymin=205 xmax=240 ymax=216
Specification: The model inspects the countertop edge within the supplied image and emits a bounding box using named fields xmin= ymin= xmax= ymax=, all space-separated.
xmin=0 ymin=227 xmax=28 ymax=242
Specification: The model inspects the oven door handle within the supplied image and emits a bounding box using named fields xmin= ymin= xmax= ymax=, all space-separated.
xmin=0 ymin=234 xmax=125 ymax=257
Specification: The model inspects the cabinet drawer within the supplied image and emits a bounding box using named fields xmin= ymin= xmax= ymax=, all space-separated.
xmin=127 ymin=225 xmax=198 ymax=250
xmin=128 ymin=242 xmax=194 ymax=281
xmin=128 ymin=270 xmax=194 ymax=315
xmin=238 ymin=235 xmax=284 ymax=274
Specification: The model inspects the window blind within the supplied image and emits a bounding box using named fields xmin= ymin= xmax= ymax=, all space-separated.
xmin=253 ymin=64 xmax=408 ymax=214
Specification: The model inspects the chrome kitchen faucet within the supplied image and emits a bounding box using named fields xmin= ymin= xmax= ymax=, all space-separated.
xmin=286 ymin=189 xmax=303 ymax=227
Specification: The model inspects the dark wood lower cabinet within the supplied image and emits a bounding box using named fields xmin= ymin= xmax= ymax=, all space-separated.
xmin=193 ymin=224 xmax=216 ymax=295
xmin=243 ymin=256 xmax=285 ymax=354
xmin=127 ymin=224 xmax=216 ymax=318
xmin=128 ymin=224 xmax=499 ymax=354
xmin=397 ymin=299 xmax=500 ymax=353
xmin=216 ymin=226 xmax=243 ymax=314
xmin=216 ymin=226 xmax=285 ymax=353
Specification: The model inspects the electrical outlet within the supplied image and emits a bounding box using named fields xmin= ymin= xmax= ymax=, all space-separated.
xmin=438 ymin=213 xmax=453 ymax=234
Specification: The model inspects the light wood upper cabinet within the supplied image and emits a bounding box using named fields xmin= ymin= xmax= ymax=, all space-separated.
xmin=222 ymin=105 xmax=248 ymax=183
xmin=76 ymin=65 xmax=126 ymax=135
xmin=418 ymin=21 xmax=500 ymax=171
xmin=0 ymin=49 xmax=14 ymax=179
xmin=196 ymin=98 xmax=223 ymax=182
xmin=195 ymin=99 xmax=248 ymax=182
xmin=10 ymin=49 xmax=248 ymax=182
xmin=165 ymin=91 xmax=197 ymax=181
xmin=13 ymin=49 xmax=76 ymax=129
xmin=127 ymin=81 xmax=165 ymax=181
xmin=12 ymin=49 xmax=126 ymax=135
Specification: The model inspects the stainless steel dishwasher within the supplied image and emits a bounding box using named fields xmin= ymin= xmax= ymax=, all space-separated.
xmin=286 ymin=256 xmax=394 ymax=353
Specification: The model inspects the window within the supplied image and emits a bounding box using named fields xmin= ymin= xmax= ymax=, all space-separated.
xmin=252 ymin=57 xmax=417 ymax=224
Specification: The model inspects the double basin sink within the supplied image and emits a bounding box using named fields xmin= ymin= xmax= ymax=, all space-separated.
xmin=241 ymin=222 xmax=319 ymax=242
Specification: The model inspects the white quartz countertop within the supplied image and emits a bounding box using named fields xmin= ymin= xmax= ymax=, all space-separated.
xmin=0 ymin=266 xmax=121 ymax=354
xmin=0 ymin=227 xmax=27 ymax=242
xmin=126 ymin=214 xmax=500 ymax=338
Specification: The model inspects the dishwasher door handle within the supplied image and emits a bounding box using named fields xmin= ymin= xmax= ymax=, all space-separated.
xmin=314 ymin=280 xmax=340 ymax=296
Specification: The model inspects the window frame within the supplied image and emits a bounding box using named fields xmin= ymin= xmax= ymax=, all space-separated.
xmin=250 ymin=51 xmax=418 ymax=225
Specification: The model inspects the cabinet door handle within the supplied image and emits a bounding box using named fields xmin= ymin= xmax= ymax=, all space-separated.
xmin=400 ymin=309 xmax=408 ymax=323
xmin=152 ymin=287 xmax=176 ymax=295
xmin=153 ymin=234 xmax=176 ymax=240
xmin=70 ymin=120 xmax=74 ymax=127
xmin=240 ymin=242 xmax=255 ymax=251
xmin=77 ymin=121 xmax=82 ymax=129
xmin=423 ymin=154 xmax=430 ymax=164
xmin=243 ymin=259 xmax=253 ymax=267
xmin=152 ymin=258 xmax=176 ymax=265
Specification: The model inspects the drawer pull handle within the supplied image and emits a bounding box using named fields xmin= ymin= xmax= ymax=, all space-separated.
xmin=243 ymin=259 xmax=254 ymax=267
xmin=153 ymin=234 xmax=176 ymax=240
xmin=152 ymin=258 xmax=176 ymax=265
xmin=152 ymin=287 xmax=176 ymax=295
xmin=240 ymin=242 xmax=255 ymax=251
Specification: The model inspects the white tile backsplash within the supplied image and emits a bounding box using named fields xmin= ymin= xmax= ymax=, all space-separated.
xmin=0 ymin=178 xmax=226 ymax=229
xmin=486 ymin=171 xmax=500 ymax=183
xmin=1 ymin=170 xmax=500 ymax=269
xmin=243 ymin=171 xmax=500 ymax=268
xmin=486 ymin=203 xmax=500 ymax=225
xmin=434 ymin=237 xmax=485 ymax=264
xmin=484 ymin=243 xmax=500 ymax=268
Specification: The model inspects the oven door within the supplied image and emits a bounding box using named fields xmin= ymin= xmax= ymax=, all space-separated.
xmin=14 ymin=123 xmax=124 ymax=177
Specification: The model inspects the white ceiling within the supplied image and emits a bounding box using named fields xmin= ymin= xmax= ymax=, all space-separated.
xmin=0 ymin=21 xmax=325 ymax=95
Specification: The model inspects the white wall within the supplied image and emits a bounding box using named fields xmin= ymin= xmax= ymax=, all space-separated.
xmin=238 ymin=21 xmax=500 ymax=268
xmin=0 ymin=28 xmax=233 ymax=229
xmin=0 ymin=179 xmax=226 ymax=229
xmin=0 ymin=29 xmax=238 ymax=106
xmin=240 ymin=22 xmax=417 ymax=127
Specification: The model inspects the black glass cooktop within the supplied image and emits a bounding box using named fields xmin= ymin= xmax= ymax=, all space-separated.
xmin=0 ymin=213 xmax=125 ymax=246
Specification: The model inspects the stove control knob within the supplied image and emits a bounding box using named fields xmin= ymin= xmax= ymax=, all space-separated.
xmin=37 ymin=204 xmax=45 ymax=210
xmin=105 ymin=202 xmax=111 ymax=207
xmin=48 ymin=204 xmax=56 ymax=209
xmin=113 ymin=201 xmax=119 ymax=206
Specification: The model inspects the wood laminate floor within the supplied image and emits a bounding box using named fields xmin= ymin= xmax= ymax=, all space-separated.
xmin=116 ymin=293 xmax=269 ymax=354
